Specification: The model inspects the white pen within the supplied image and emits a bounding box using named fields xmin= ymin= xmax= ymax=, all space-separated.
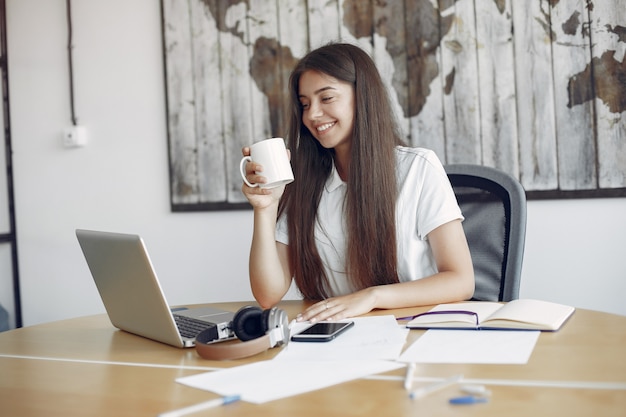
xmin=460 ymin=384 xmax=491 ymax=396
xmin=158 ymin=394 xmax=241 ymax=417
xmin=409 ymin=374 xmax=463 ymax=400
xmin=404 ymin=363 xmax=416 ymax=391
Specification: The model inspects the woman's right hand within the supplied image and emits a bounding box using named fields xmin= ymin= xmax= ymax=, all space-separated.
xmin=241 ymin=146 xmax=285 ymax=210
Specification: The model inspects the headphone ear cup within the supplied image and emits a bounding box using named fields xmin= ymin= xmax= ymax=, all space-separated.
xmin=233 ymin=306 xmax=265 ymax=341
xmin=263 ymin=307 xmax=290 ymax=347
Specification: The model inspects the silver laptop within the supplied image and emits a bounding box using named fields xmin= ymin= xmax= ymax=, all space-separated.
xmin=76 ymin=229 xmax=236 ymax=348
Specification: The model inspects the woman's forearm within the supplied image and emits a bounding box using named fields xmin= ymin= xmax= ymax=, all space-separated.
xmin=249 ymin=206 xmax=292 ymax=307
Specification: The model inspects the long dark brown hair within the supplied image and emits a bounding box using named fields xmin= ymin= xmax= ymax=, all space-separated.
xmin=279 ymin=43 xmax=405 ymax=300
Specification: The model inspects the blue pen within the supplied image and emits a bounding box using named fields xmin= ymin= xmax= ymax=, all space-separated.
xmin=449 ymin=395 xmax=489 ymax=405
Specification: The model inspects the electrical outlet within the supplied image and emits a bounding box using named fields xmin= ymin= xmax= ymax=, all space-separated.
xmin=63 ymin=126 xmax=87 ymax=148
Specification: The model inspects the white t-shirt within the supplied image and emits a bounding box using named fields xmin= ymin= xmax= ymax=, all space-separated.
xmin=275 ymin=147 xmax=463 ymax=296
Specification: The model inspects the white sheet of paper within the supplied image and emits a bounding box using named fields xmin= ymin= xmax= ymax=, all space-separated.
xmin=176 ymin=360 xmax=404 ymax=404
xmin=398 ymin=329 xmax=540 ymax=364
xmin=276 ymin=315 xmax=409 ymax=361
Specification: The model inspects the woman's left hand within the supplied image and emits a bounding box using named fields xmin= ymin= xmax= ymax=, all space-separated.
xmin=296 ymin=288 xmax=378 ymax=323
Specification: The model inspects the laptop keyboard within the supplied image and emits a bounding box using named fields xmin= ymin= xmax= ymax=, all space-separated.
xmin=173 ymin=314 xmax=216 ymax=339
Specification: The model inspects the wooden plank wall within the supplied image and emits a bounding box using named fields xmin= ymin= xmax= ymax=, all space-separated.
xmin=162 ymin=0 xmax=626 ymax=210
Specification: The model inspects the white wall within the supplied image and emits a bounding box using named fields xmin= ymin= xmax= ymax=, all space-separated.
xmin=520 ymin=199 xmax=626 ymax=315
xmin=6 ymin=0 xmax=626 ymax=327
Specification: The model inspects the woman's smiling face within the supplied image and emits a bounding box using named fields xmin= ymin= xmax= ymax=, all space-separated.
xmin=298 ymin=70 xmax=355 ymax=154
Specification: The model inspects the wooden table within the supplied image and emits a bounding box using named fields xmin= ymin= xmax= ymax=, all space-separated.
xmin=1 ymin=300 xmax=625 ymax=416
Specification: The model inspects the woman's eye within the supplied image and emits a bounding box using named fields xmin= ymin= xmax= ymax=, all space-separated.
xmin=322 ymin=96 xmax=334 ymax=102
xmin=300 ymin=102 xmax=309 ymax=110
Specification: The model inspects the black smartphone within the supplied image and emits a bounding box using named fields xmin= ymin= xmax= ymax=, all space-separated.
xmin=290 ymin=321 xmax=355 ymax=342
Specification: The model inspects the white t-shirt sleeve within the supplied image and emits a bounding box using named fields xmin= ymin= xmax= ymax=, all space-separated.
xmin=275 ymin=213 xmax=289 ymax=245
xmin=398 ymin=148 xmax=463 ymax=240
xmin=418 ymin=152 xmax=463 ymax=239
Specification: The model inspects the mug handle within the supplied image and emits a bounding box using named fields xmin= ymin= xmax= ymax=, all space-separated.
xmin=240 ymin=156 xmax=259 ymax=188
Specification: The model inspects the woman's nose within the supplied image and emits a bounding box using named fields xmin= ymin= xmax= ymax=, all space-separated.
xmin=307 ymin=101 xmax=323 ymax=120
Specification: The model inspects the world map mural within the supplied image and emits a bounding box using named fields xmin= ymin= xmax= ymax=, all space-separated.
xmin=162 ymin=0 xmax=625 ymax=211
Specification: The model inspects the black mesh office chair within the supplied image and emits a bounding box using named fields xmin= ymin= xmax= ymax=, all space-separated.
xmin=445 ymin=164 xmax=527 ymax=302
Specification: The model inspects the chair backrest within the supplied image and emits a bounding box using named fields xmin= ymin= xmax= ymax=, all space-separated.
xmin=444 ymin=164 xmax=527 ymax=302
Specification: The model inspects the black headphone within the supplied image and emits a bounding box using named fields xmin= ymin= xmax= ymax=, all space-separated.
xmin=195 ymin=306 xmax=290 ymax=360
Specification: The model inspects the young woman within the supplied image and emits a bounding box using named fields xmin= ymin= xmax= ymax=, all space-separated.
xmin=242 ymin=43 xmax=474 ymax=323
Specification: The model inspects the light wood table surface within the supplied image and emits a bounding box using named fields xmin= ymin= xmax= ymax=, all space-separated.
xmin=1 ymin=300 xmax=625 ymax=416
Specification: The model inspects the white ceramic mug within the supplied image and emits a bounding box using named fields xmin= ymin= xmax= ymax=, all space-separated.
xmin=240 ymin=137 xmax=294 ymax=189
